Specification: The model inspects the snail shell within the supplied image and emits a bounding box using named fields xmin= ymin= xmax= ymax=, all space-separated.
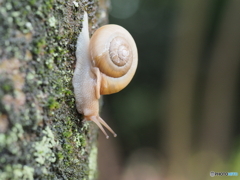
xmin=73 ymin=11 xmax=138 ymax=138
xmin=89 ymin=24 xmax=138 ymax=95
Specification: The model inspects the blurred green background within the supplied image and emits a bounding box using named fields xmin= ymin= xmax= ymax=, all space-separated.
xmin=98 ymin=0 xmax=240 ymax=180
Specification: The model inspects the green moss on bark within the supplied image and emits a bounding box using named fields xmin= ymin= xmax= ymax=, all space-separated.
xmin=0 ymin=0 xmax=110 ymax=179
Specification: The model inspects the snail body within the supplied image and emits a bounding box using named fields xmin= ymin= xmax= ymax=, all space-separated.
xmin=72 ymin=11 xmax=138 ymax=138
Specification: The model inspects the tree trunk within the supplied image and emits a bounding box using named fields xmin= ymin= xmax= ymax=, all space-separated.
xmin=164 ymin=0 xmax=210 ymax=179
xmin=0 ymin=0 xmax=109 ymax=179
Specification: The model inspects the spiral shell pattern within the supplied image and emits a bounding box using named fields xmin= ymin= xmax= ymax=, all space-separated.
xmin=89 ymin=24 xmax=138 ymax=95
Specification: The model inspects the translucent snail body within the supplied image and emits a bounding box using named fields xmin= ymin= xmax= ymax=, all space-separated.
xmin=72 ymin=11 xmax=138 ymax=138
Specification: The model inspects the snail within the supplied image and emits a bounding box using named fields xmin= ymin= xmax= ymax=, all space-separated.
xmin=72 ymin=11 xmax=138 ymax=139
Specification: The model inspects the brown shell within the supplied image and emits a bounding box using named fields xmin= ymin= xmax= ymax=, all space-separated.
xmin=89 ymin=25 xmax=138 ymax=95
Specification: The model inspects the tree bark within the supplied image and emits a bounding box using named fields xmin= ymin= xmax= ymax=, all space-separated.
xmin=0 ymin=0 xmax=109 ymax=179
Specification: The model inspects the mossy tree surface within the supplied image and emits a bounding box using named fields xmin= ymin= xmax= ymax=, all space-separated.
xmin=0 ymin=0 xmax=109 ymax=179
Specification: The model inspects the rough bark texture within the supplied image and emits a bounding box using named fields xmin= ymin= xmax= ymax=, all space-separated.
xmin=0 ymin=0 xmax=109 ymax=179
